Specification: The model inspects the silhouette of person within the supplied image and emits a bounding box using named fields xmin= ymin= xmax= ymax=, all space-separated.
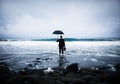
xmin=57 ymin=36 xmax=66 ymax=54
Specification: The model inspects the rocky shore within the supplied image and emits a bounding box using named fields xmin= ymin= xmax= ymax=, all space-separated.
xmin=0 ymin=62 xmax=120 ymax=84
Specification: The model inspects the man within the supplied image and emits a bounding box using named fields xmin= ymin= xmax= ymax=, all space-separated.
xmin=57 ymin=36 xmax=66 ymax=54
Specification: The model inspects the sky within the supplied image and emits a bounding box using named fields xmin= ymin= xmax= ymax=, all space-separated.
xmin=0 ymin=0 xmax=120 ymax=38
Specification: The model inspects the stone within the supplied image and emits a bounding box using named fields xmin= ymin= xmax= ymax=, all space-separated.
xmin=82 ymin=75 xmax=93 ymax=81
xmin=62 ymin=77 xmax=87 ymax=84
xmin=66 ymin=63 xmax=79 ymax=73
xmin=115 ymin=63 xmax=120 ymax=70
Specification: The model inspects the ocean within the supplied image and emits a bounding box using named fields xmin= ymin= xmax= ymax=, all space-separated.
xmin=0 ymin=38 xmax=120 ymax=71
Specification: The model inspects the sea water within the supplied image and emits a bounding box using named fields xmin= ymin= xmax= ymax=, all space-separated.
xmin=0 ymin=40 xmax=120 ymax=70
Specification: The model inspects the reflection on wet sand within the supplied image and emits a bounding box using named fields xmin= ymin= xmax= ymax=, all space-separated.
xmin=58 ymin=55 xmax=68 ymax=68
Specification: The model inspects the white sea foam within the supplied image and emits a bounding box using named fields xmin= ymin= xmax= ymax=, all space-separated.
xmin=0 ymin=41 xmax=120 ymax=70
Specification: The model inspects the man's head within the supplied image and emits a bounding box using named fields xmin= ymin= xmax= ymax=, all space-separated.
xmin=60 ymin=36 xmax=62 ymax=39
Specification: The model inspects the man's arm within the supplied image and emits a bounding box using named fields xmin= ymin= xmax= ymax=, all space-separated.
xmin=56 ymin=39 xmax=59 ymax=42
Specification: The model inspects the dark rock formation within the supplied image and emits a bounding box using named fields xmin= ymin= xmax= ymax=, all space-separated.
xmin=0 ymin=62 xmax=120 ymax=84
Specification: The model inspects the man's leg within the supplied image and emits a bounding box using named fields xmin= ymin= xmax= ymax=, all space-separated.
xmin=59 ymin=47 xmax=61 ymax=54
xmin=62 ymin=47 xmax=64 ymax=54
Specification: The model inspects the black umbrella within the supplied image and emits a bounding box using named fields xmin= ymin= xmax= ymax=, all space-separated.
xmin=52 ymin=30 xmax=64 ymax=35
xmin=52 ymin=30 xmax=64 ymax=39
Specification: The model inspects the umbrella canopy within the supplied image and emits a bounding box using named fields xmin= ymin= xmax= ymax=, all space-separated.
xmin=52 ymin=30 xmax=64 ymax=35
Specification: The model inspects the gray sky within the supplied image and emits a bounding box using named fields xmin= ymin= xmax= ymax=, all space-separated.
xmin=0 ymin=0 xmax=120 ymax=38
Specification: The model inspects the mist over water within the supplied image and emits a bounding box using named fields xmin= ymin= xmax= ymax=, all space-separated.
xmin=0 ymin=39 xmax=120 ymax=70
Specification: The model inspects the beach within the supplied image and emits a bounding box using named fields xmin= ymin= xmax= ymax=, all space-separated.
xmin=0 ymin=62 xmax=120 ymax=84
xmin=1 ymin=0 xmax=120 ymax=83
xmin=0 ymin=40 xmax=120 ymax=70
xmin=0 ymin=40 xmax=120 ymax=84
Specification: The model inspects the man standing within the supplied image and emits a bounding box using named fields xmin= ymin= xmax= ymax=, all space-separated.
xmin=57 ymin=36 xmax=66 ymax=54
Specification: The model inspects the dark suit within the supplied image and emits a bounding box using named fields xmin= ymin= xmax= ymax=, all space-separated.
xmin=57 ymin=38 xmax=65 ymax=54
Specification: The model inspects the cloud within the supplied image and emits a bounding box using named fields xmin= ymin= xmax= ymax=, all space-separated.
xmin=3 ymin=14 xmax=54 ymax=37
xmin=0 ymin=0 xmax=120 ymax=38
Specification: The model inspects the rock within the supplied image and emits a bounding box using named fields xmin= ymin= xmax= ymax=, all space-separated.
xmin=2 ymin=62 xmax=120 ymax=84
xmin=66 ymin=63 xmax=79 ymax=73
xmin=82 ymin=75 xmax=93 ymax=81
xmin=108 ymin=70 xmax=120 ymax=84
xmin=22 ymin=75 xmax=40 ymax=84
xmin=0 ymin=62 xmax=8 ymax=66
xmin=62 ymin=77 xmax=87 ymax=84
xmin=23 ymin=80 xmax=32 ymax=84
xmin=27 ymin=64 xmax=33 ymax=68
xmin=115 ymin=63 xmax=120 ymax=70
xmin=6 ymin=76 xmax=24 ymax=84
xmin=65 ymin=72 xmax=81 ymax=78
xmin=0 ymin=66 xmax=11 ymax=75
xmin=79 ymin=68 xmax=96 ymax=76
xmin=36 ymin=58 xmax=41 ymax=60
xmin=44 ymin=58 xmax=50 ymax=60
xmin=0 ymin=62 xmax=12 ymax=84
xmin=62 ymin=71 xmax=87 ymax=84
xmin=22 ymin=75 xmax=64 ymax=84
xmin=19 ymin=69 xmax=45 ymax=76
xmin=40 ymin=76 xmax=64 ymax=84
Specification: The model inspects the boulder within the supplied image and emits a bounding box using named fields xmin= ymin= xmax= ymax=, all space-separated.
xmin=66 ymin=63 xmax=79 ymax=73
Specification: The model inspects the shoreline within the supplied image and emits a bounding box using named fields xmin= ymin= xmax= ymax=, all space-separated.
xmin=0 ymin=62 xmax=120 ymax=84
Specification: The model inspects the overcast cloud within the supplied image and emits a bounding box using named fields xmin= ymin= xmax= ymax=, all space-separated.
xmin=0 ymin=0 xmax=120 ymax=38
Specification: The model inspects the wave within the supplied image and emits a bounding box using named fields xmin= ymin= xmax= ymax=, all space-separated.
xmin=0 ymin=38 xmax=120 ymax=42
